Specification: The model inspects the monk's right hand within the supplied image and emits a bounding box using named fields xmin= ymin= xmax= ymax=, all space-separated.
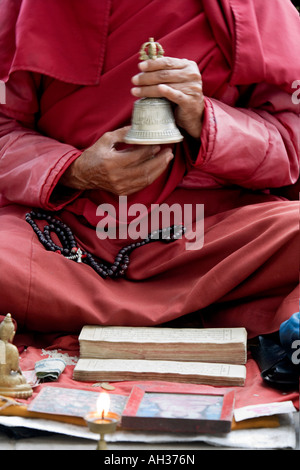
xmin=60 ymin=127 xmax=174 ymax=195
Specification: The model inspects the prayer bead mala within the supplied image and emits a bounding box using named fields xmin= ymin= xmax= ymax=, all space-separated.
xmin=25 ymin=210 xmax=185 ymax=280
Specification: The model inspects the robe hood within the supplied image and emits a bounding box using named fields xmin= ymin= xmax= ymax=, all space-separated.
xmin=0 ymin=0 xmax=111 ymax=85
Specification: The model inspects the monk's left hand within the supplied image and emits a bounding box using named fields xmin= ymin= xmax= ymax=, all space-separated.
xmin=131 ymin=57 xmax=204 ymax=139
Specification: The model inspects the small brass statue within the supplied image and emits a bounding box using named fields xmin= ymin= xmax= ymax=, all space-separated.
xmin=0 ymin=313 xmax=32 ymax=398
xmin=125 ymin=38 xmax=183 ymax=145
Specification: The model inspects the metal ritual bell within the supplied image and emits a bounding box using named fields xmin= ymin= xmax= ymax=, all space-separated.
xmin=124 ymin=38 xmax=184 ymax=145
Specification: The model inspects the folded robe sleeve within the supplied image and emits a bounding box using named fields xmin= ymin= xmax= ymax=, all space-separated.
xmin=0 ymin=71 xmax=82 ymax=210
xmin=193 ymin=84 xmax=300 ymax=190
xmin=195 ymin=0 xmax=300 ymax=191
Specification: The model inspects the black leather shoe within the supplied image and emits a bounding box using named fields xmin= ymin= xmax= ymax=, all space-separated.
xmin=250 ymin=333 xmax=300 ymax=390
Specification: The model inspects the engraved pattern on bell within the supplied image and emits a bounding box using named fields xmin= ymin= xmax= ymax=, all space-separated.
xmin=125 ymin=98 xmax=184 ymax=144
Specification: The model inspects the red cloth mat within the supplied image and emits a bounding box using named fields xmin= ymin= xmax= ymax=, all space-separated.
xmin=14 ymin=333 xmax=299 ymax=411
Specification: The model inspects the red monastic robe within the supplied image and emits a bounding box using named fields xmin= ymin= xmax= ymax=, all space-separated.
xmin=0 ymin=0 xmax=299 ymax=337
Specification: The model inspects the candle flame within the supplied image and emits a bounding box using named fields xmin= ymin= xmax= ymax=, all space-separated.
xmin=96 ymin=392 xmax=110 ymax=417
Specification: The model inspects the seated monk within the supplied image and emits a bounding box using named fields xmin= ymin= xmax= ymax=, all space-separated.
xmin=0 ymin=0 xmax=299 ymax=343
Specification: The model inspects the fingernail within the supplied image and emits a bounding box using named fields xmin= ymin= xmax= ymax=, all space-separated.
xmin=131 ymin=74 xmax=140 ymax=85
xmin=131 ymin=87 xmax=140 ymax=96
xmin=138 ymin=61 xmax=147 ymax=71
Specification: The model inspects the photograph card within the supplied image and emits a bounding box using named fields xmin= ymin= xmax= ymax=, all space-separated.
xmin=121 ymin=384 xmax=235 ymax=434
xmin=27 ymin=386 xmax=127 ymax=418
